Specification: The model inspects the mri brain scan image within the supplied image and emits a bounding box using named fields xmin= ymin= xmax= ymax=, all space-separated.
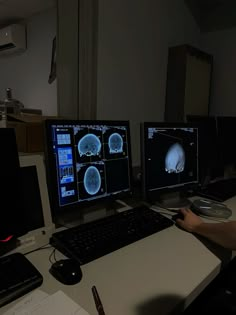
xmin=165 ymin=143 xmax=185 ymax=174
xmin=84 ymin=166 xmax=101 ymax=195
xmin=108 ymin=133 xmax=123 ymax=154
xmin=78 ymin=134 xmax=101 ymax=157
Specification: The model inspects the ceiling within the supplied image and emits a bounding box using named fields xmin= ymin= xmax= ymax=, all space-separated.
xmin=0 ymin=0 xmax=235 ymax=34
xmin=185 ymin=0 xmax=236 ymax=32
xmin=0 ymin=0 xmax=56 ymax=27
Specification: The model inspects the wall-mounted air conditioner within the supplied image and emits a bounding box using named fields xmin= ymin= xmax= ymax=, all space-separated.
xmin=0 ymin=24 xmax=26 ymax=55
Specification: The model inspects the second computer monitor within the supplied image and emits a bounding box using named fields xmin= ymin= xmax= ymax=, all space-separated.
xmin=44 ymin=120 xmax=132 ymax=220
xmin=186 ymin=115 xmax=223 ymax=183
xmin=0 ymin=128 xmax=28 ymax=242
xmin=141 ymin=122 xmax=199 ymax=207
xmin=217 ymin=116 xmax=236 ymax=169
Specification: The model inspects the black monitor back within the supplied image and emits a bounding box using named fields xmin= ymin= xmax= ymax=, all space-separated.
xmin=0 ymin=128 xmax=27 ymax=241
xmin=216 ymin=116 xmax=236 ymax=168
xmin=186 ymin=115 xmax=223 ymax=184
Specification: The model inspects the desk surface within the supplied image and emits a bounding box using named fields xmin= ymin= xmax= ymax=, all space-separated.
xmin=2 ymin=196 xmax=236 ymax=315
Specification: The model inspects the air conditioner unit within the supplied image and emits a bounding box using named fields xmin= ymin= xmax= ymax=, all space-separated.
xmin=0 ymin=24 xmax=26 ymax=55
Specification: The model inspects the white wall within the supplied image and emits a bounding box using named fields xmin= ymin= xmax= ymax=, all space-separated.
xmin=97 ymin=0 xmax=200 ymax=165
xmin=0 ymin=8 xmax=57 ymax=116
xmin=201 ymin=27 xmax=236 ymax=116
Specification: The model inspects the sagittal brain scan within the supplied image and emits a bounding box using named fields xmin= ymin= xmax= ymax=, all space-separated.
xmin=165 ymin=143 xmax=185 ymax=173
xmin=78 ymin=133 xmax=101 ymax=157
xmin=83 ymin=165 xmax=101 ymax=195
xmin=108 ymin=132 xmax=123 ymax=154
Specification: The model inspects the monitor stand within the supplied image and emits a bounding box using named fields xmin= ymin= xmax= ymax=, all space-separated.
xmin=156 ymin=191 xmax=191 ymax=210
xmin=56 ymin=200 xmax=130 ymax=228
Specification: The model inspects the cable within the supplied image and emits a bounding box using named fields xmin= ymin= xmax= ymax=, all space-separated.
xmin=24 ymin=243 xmax=52 ymax=256
xmin=49 ymin=248 xmax=56 ymax=265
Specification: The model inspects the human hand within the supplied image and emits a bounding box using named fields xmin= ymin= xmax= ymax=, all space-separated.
xmin=175 ymin=208 xmax=203 ymax=233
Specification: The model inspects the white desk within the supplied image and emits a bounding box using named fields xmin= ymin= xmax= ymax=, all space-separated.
xmin=2 ymin=196 xmax=236 ymax=315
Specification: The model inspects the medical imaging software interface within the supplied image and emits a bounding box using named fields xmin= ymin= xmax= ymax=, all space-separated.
xmin=145 ymin=126 xmax=198 ymax=191
xmin=50 ymin=123 xmax=131 ymax=207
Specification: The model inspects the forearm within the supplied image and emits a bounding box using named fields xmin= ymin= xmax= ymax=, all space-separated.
xmin=193 ymin=221 xmax=236 ymax=250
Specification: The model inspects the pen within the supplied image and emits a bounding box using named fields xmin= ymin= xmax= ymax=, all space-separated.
xmin=92 ymin=285 xmax=106 ymax=315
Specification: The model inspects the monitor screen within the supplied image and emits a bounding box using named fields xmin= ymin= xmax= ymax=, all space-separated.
xmin=0 ymin=128 xmax=28 ymax=244
xmin=141 ymin=122 xmax=199 ymax=203
xmin=186 ymin=115 xmax=223 ymax=182
xmin=216 ymin=116 xmax=236 ymax=168
xmin=44 ymin=120 xmax=132 ymax=219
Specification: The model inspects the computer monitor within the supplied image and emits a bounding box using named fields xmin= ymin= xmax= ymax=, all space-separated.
xmin=186 ymin=115 xmax=224 ymax=184
xmin=0 ymin=129 xmax=27 ymax=238
xmin=216 ymin=116 xmax=236 ymax=171
xmin=14 ymin=154 xmax=54 ymax=255
xmin=0 ymin=130 xmax=54 ymax=256
xmin=0 ymin=128 xmax=28 ymax=255
xmin=44 ymin=120 xmax=132 ymax=224
xmin=141 ymin=122 xmax=199 ymax=208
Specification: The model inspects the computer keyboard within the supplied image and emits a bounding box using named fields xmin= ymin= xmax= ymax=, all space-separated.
xmin=0 ymin=252 xmax=43 ymax=307
xmin=50 ymin=205 xmax=173 ymax=265
xmin=197 ymin=178 xmax=236 ymax=202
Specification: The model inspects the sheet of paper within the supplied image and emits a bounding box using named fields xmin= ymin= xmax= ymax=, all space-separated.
xmin=3 ymin=290 xmax=49 ymax=315
xmin=16 ymin=290 xmax=90 ymax=315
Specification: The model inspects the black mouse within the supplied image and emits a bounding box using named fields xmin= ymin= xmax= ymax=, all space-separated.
xmin=172 ymin=211 xmax=184 ymax=222
xmin=49 ymin=258 xmax=82 ymax=285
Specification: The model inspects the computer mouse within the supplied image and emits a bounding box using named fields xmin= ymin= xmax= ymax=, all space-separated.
xmin=171 ymin=212 xmax=184 ymax=222
xmin=49 ymin=258 xmax=82 ymax=285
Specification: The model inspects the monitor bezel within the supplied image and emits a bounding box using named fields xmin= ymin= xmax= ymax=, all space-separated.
xmin=141 ymin=121 xmax=199 ymax=202
xmin=44 ymin=119 xmax=133 ymax=219
xmin=10 ymin=154 xmax=55 ymax=255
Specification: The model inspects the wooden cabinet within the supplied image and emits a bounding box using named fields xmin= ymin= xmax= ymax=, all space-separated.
xmin=165 ymin=45 xmax=213 ymax=122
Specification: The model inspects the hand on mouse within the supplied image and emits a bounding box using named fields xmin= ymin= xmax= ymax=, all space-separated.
xmin=175 ymin=208 xmax=204 ymax=233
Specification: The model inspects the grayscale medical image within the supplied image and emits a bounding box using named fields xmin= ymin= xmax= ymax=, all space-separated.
xmin=108 ymin=132 xmax=123 ymax=154
xmin=165 ymin=143 xmax=185 ymax=174
xmin=83 ymin=165 xmax=101 ymax=195
xmin=78 ymin=134 xmax=101 ymax=157
xmin=145 ymin=127 xmax=198 ymax=190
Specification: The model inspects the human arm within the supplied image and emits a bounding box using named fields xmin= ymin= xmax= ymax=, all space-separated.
xmin=176 ymin=208 xmax=236 ymax=250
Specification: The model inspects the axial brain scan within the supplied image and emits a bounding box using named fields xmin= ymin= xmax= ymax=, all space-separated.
xmin=84 ymin=166 xmax=101 ymax=195
xmin=108 ymin=133 xmax=123 ymax=154
xmin=78 ymin=134 xmax=101 ymax=157
xmin=165 ymin=143 xmax=185 ymax=174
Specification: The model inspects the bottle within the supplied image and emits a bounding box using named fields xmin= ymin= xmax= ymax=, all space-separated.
xmin=3 ymin=88 xmax=24 ymax=116
xmin=0 ymin=88 xmax=14 ymax=127
xmin=4 ymin=88 xmax=16 ymax=114
xmin=6 ymin=87 xmax=12 ymax=99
